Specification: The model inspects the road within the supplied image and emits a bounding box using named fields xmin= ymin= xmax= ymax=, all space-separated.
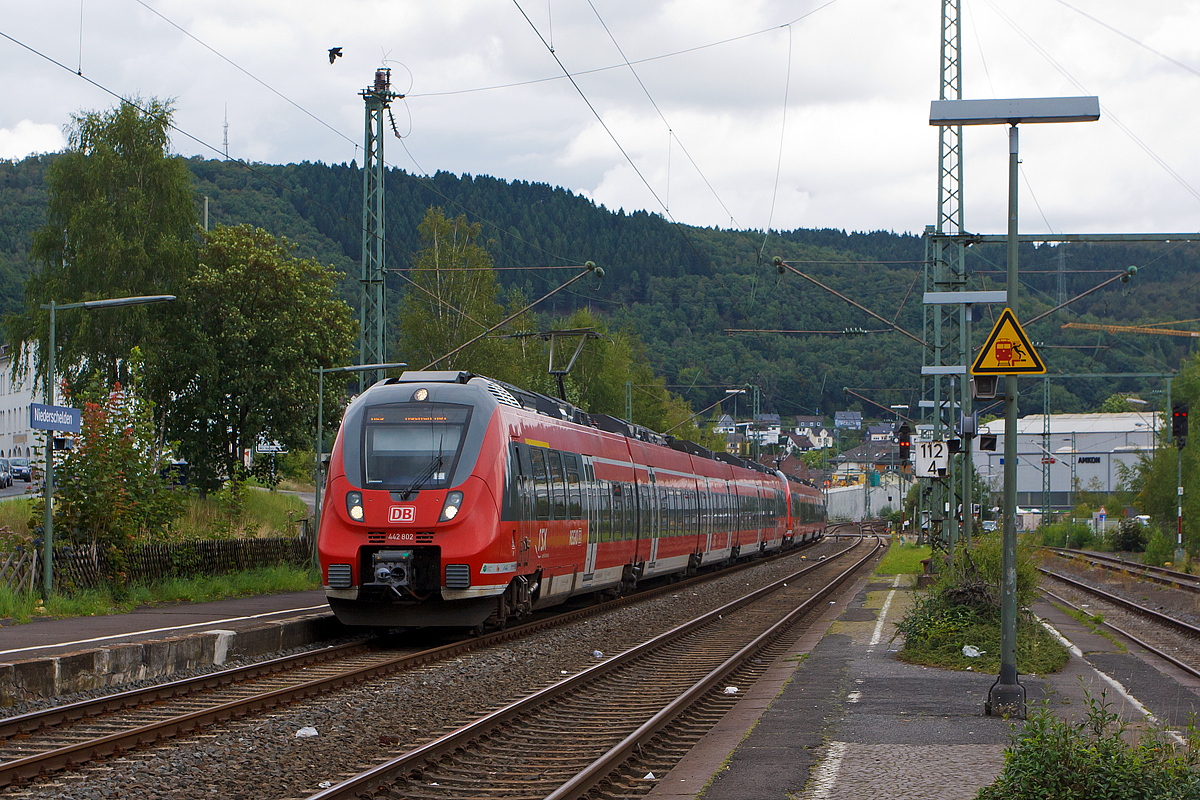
xmin=0 ymin=480 xmax=37 ymax=500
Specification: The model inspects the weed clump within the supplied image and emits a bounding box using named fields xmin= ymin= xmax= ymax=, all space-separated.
xmin=894 ymin=532 xmax=1068 ymax=675
xmin=977 ymin=692 xmax=1200 ymax=799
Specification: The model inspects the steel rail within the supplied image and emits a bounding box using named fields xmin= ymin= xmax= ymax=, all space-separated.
xmin=1 ymin=533 xmax=833 ymax=789
xmin=304 ymin=529 xmax=873 ymax=800
xmin=545 ymin=532 xmax=883 ymax=800
xmin=0 ymin=639 xmax=373 ymax=740
xmin=1041 ymin=588 xmax=1200 ymax=681
xmin=1039 ymin=567 xmax=1200 ymax=640
xmin=1043 ymin=547 xmax=1200 ymax=593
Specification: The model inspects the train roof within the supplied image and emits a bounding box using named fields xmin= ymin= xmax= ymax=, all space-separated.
xmin=386 ymin=370 xmax=778 ymax=479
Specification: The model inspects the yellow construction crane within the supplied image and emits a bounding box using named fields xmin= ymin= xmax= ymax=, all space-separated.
xmin=1061 ymin=322 xmax=1200 ymax=338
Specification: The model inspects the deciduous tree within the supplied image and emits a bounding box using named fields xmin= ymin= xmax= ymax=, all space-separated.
xmin=151 ymin=224 xmax=355 ymax=494
xmin=9 ymin=98 xmax=197 ymax=395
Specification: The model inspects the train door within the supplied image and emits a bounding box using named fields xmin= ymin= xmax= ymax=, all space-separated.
xmin=646 ymin=468 xmax=659 ymax=565
xmin=754 ymin=486 xmax=764 ymax=549
xmin=722 ymin=480 xmax=733 ymax=551
xmin=701 ymin=479 xmax=712 ymax=553
xmin=582 ymin=456 xmax=598 ymax=575
xmin=510 ymin=442 xmax=534 ymax=570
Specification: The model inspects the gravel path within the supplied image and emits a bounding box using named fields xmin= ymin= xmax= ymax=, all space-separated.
xmin=3 ymin=541 xmax=848 ymax=800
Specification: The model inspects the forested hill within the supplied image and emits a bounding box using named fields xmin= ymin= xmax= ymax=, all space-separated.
xmin=1 ymin=153 xmax=1196 ymax=419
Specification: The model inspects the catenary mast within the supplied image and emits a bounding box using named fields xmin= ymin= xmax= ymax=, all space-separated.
xmin=360 ymin=68 xmax=398 ymax=388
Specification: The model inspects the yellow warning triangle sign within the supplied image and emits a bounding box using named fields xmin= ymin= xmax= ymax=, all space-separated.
xmin=971 ymin=308 xmax=1045 ymax=375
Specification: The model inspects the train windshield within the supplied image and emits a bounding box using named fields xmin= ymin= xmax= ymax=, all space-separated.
xmin=362 ymin=403 xmax=473 ymax=490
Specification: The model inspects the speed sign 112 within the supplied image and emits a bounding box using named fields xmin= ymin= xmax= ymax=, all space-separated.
xmin=916 ymin=440 xmax=949 ymax=477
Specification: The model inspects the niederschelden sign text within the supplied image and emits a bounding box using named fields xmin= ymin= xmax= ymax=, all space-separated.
xmin=30 ymin=403 xmax=82 ymax=433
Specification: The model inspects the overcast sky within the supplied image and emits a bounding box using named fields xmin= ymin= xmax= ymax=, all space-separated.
xmin=2 ymin=0 xmax=1199 ymax=238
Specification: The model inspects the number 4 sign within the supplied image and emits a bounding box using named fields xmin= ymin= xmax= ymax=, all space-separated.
xmin=915 ymin=440 xmax=948 ymax=478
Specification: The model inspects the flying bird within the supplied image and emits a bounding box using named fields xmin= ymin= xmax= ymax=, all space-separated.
xmin=328 ymin=47 xmax=343 ymax=64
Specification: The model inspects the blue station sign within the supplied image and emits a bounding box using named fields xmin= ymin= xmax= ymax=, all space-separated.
xmin=30 ymin=403 xmax=82 ymax=433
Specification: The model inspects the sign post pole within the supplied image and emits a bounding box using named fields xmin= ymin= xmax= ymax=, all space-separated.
xmin=44 ymin=301 xmax=54 ymax=600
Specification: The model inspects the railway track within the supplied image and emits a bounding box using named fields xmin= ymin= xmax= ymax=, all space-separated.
xmin=1039 ymin=567 xmax=1200 ymax=678
xmin=305 ymin=527 xmax=881 ymax=800
xmin=0 ymin=535 xmax=839 ymax=791
xmin=1043 ymin=547 xmax=1200 ymax=594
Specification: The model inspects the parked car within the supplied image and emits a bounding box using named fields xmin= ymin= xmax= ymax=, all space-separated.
xmin=9 ymin=457 xmax=32 ymax=482
xmin=0 ymin=458 xmax=10 ymax=488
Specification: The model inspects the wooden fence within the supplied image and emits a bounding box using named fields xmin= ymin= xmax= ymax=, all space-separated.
xmin=1 ymin=520 xmax=313 ymax=595
xmin=0 ymin=549 xmax=36 ymax=595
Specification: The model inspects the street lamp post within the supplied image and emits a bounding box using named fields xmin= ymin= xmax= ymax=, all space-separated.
xmin=930 ymin=96 xmax=1099 ymax=719
xmin=312 ymin=362 xmax=406 ymax=566
xmin=39 ymin=295 xmax=175 ymax=599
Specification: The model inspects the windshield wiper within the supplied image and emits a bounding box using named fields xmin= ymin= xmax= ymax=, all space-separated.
xmin=400 ymin=436 xmax=445 ymax=500
xmin=400 ymin=455 xmax=441 ymax=500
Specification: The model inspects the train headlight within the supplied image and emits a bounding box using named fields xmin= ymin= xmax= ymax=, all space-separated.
xmin=439 ymin=490 xmax=464 ymax=521
xmin=346 ymin=491 xmax=365 ymax=521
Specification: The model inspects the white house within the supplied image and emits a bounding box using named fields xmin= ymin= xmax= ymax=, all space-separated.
xmin=0 ymin=344 xmax=43 ymax=461
xmin=796 ymin=424 xmax=834 ymax=449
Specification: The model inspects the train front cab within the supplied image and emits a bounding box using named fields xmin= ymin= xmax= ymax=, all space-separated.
xmin=319 ymin=376 xmax=521 ymax=628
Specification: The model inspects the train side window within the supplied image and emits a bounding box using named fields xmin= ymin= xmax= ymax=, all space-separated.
xmin=530 ymin=448 xmax=550 ymax=521
xmin=612 ymin=484 xmax=624 ymax=541
xmin=547 ymin=450 xmax=567 ymax=520
xmin=638 ymin=482 xmax=649 ymax=540
xmin=598 ymin=481 xmax=611 ymax=542
xmin=626 ymin=483 xmax=636 ymax=540
xmin=564 ymin=453 xmax=582 ymax=520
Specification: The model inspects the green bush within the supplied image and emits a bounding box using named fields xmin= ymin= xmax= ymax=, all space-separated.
xmin=977 ymin=693 xmax=1200 ymax=799
xmin=1144 ymin=525 xmax=1178 ymax=567
xmin=1040 ymin=521 xmax=1095 ymax=550
xmin=1108 ymin=518 xmax=1148 ymax=553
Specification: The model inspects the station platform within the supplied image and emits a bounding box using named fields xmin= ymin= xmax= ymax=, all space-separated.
xmin=648 ymin=568 xmax=1200 ymax=800
xmin=0 ymin=590 xmax=340 ymax=705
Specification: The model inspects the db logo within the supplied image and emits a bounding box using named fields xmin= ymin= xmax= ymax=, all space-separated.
xmin=389 ymin=506 xmax=417 ymax=524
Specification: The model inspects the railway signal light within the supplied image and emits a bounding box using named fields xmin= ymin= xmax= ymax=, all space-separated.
xmin=1173 ymin=402 xmax=1189 ymax=447
xmin=896 ymin=423 xmax=911 ymax=462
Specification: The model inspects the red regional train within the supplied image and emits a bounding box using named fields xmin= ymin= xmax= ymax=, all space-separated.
xmin=317 ymin=371 xmax=826 ymax=629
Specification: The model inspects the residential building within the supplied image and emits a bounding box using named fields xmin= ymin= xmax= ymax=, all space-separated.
xmin=750 ymin=413 xmax=781 ymax=445
xmin=834 ymin=410 xmax=862 ymax=430
xmin=795 ymin=422 xmax=834 ymax=449
xmin=0 ymin=344 xmax=42 ymax=462
xmin=866 ymin=423 xmax=893 ymax=442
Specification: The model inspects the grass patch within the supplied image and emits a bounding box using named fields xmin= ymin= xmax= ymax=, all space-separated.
xmin=1056 ymin=602 xmax=1126 ymax=652
xmin=168 ymin=488 xmax=309 ymax=540
xmin=0 ymin=495 xmax=36 ymax=537
xmin=0 ymin=564 xmax=320 ymax=624
xmin=978 ymin=692 xmax=1200 ymax=799
xmin=877 ymin=543 xmax=930 ymax=575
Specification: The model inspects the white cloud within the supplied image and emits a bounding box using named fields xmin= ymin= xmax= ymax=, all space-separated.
xmin=0 ymin=120 xmax=66 ymax=160
xmin=0 ymin=1 xmax=1198 ymax=234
